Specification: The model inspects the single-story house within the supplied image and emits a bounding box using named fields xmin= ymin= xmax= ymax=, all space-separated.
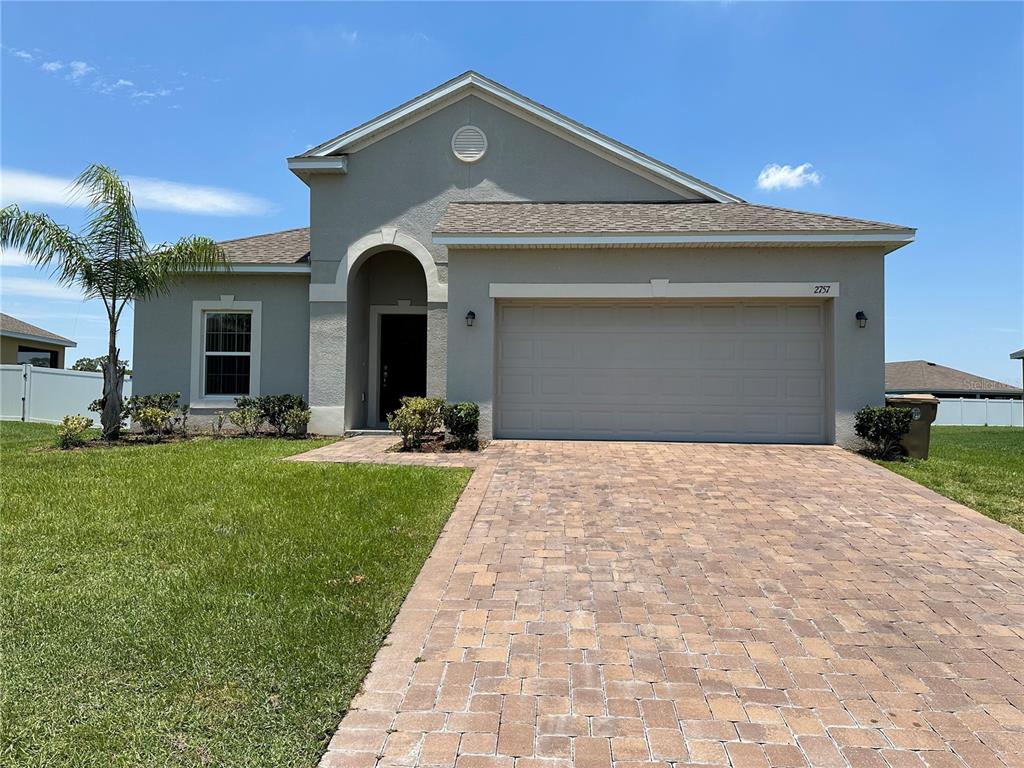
xmin=886 ymin=360 xmax=1023 ymax=400
xmin=0 ymin=313 xmax=76 ymax=368
xmin=134 ymin=71 xmax=917 ymax=446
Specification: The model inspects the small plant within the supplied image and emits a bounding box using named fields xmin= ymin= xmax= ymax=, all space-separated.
xmin=235 ymin=394 xmax=307 ymax=436
xmin=387 ymin=396 xmax=444 ymax=450
xmin=855 ymin=405 xmax=913 ymax=459
xmin=178 ymin=405 xmax=190 ymax=436
xmin=229 ymin=406 xmax=264 ymax=436
xmin=212 ymin=411 xmax=226 ymax=438
xmin=283 ymin=407 xmax=312 ymax=437
xmin=55 ymin=414 xmax=93 ymax=449
xmin=442 ymin=401 xmax=480 ymax=450
xmin=137 ymin=406 xmax=172 ymax=438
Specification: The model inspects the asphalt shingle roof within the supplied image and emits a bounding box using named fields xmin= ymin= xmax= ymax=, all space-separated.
xmin=219 ymin=227 xmax=310 ymax=264
xmin=885 ymin=360 xmax=1021 ymax=395
xmin=435 ymin=202 xmax=914 ymax=236
xmin=0 ymin=313 xmax=75 ymax=345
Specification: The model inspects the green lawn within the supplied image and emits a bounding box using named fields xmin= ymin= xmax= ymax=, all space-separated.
xmin=877 ymin=426 xmax=1024 ymax=533
xmin=0 ymin=422 xmax=470 ymax=768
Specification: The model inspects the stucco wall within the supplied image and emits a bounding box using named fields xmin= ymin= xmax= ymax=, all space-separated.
xmin=307 ymin=94 xmax=690 ymax=430
xmin=445 ymin=246 xmax=887 ymax=446
xmin=133 ymin=274 xmax=310 ymax=406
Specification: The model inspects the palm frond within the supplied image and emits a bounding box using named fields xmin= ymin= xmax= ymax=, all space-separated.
xmin=72 ymin=164 xmax=147 ymax=261
xmin=138 ymin=236 xmax=229 ymax=299
xmin=0 ymin=204 xmax=96 ymax=293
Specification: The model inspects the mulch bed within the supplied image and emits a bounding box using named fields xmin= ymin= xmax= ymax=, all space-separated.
xmin=388 ymin=434 xmax=487 ymax=454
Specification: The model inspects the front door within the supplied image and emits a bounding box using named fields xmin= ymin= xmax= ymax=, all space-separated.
xmin=378 ymin=313 xmax=427 ymax=423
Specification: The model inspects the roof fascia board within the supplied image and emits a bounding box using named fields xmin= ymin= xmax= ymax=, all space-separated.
xmin=433 ymin=232 xmax=917 ymax=246
xmin=179 ymin=264 xmax=312 ymax=274
xmin=286 ymin=156 xmax=348 ymax=173
xmin=303 ymin=73 xmax=741 ymax=203
xmin=2 ymin=330 xmax=77 ymax=348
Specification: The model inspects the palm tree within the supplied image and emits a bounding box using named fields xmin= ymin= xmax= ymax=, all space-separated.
xmin=1 ymin=164 xmax=228 ymax=439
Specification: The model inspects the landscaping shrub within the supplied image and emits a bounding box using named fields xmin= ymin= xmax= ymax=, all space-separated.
xmin=855 ymin=405 xmax=913 ymax=459
xmin=90 ymin=392 xmax=181 ymax=428
xmin=212 ymin=411 xmax=227 ymax=438
xmin=387 ymin=396 xmax=444 ymax=450
xmin=442 ymin=401 xmax=480 ymax=449
xmin=136 ymin=407 xmax=172 ymax=438
xmin=236 ymin=394 xmax=307 ymax=436
xmin=284 ymin=408 xmax=312 ymax=437
xmin=54 ymin=415 xmax=93 ymax=449
xmin=229 ymin=406 xmax=264 ymax=436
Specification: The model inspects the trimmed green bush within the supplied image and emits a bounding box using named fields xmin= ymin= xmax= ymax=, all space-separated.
xmin=283 ymin=407 xmax=312 ymax=437
xmin=236 ymin=394 xmax=308 ymax=436
xmin=855 ymin=405 xmax=912 ymax=459
xmin=136 ymin=407 xmax=172 ymax=437
xmin=442 ymin=401 xmax=480 ymax=450
xmin=54 ymin=415 xmax=93 ymax=449
xmin=229 ymin=406 xmax=264 ymax=436
xmin=387 ymin=396 xmax=444 ymax=450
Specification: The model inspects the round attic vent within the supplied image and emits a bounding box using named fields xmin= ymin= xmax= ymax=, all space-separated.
xmin=451 ymin=125 xmax=487 ymax=163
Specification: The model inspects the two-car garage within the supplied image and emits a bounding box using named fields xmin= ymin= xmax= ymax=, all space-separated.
xmin=493 ymin=299 xmax=831 ymax=444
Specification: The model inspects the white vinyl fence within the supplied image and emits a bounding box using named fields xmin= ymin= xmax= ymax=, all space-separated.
xmin=936 ymin=397 xmax=1023 ymax=427
xmin=0 ymin=364 xmax=132 ymax=424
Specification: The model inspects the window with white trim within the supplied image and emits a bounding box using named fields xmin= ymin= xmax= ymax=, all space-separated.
xmin=203 ymin=311 xmax=252 ymax=396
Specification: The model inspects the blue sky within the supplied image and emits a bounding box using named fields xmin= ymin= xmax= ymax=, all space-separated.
xmin=2 ymin=1 xmax=1021 ymax=384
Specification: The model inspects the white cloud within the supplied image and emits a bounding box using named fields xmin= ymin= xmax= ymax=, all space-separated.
xmin=0 ymin=168 xmax=273 ymax=217
xmin=11 ymin=49 xmax=34 ymax=61
xmin=68 ymin=60 xmax=94 ymax=80
xmin=41 ymin=61 xmax=63 ymax=72
xmin=1 ymin=248 xmax=32 ymax=267
xmin=756 ymin=163 xmax=822 ymax=191
xmin=114 ymin=78 xmax=133 ymax=87
xmin=1 ymin=276 xmax=84 ymax=302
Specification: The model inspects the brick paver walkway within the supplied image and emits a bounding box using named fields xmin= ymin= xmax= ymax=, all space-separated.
xmin=318 ymin=441 xmax=1024 ymax=768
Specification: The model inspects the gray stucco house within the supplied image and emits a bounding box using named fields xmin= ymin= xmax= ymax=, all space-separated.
xmin=134 ymin=71 xmax=916 ymax=445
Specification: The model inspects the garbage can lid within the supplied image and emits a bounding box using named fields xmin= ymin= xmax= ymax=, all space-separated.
xmin=886 ymin=393 xmax=939 ymax=402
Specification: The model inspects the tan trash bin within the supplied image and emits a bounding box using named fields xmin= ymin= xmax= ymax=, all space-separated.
xmin=885 ymin=394 xmax=939 ymax=459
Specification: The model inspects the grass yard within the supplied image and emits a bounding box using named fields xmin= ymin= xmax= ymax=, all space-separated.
xmin=0 ymin=422 xmax=470 ymax=768
xmin=877 ymin=426 xmax=1023 ymax=533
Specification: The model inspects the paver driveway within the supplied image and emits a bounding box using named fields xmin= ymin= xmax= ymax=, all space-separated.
xmin=319 ymin=441 xmax=1024 ymax=768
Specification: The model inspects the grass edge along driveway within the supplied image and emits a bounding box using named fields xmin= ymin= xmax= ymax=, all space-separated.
xmin=1 ymin=422 xmax=471 ymax=768
xmin=876 ymin=425 xmax=1023 ymax=534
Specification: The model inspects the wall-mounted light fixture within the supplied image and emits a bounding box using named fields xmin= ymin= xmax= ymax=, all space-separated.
xmin=465 ymin=310 xmax=476 ymax=327
xmin=855 ymin=311 xmax=867 ymax=329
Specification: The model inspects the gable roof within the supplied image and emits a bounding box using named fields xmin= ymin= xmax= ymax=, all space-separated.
xmin=885 ymin=360 xmax=1022 ymax=396
xmin=218 ymin=227 xmax=310 ymax=265
xmin=0 ymin=313 xmax=76 ymax=347
xmin=288 ymin=71 xmax=741 ymax=203
xmin=1012 ymin=348 xmax=1024 ymax=360
xmin=434 ymin=201 xmax=915 ymax=250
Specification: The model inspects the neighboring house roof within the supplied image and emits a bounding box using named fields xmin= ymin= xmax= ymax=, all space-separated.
xmin=434 ymin=201 xmax=915 ymax=249
xmin=885 ymin=360 xmax=1022 ymax=396
xmin=288 ymin=71 xmax=742 ymax=203
xmin=218 ymin=227 xmax=310 ymax=265
xmin=0 ymin=313 xmax=77 ymax=348
xmin=1012 ymin=348 xmax=1024 ymax=360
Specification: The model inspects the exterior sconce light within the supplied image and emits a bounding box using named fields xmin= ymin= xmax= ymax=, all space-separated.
xmin=465 ymin=310 xmax=476 ymax=327
xmin=855 ymin=311 xmax=867 ymax=329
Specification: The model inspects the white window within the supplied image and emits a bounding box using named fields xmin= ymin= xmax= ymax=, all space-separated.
xmin=190 ymin=297 xmax=261 ymax=408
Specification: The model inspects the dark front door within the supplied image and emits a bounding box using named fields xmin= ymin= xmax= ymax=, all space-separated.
xmin=378 ymin=313 xmax=427 ymax=422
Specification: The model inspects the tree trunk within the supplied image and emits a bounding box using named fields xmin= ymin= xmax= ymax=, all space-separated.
xmin=101 ymin=323 xmax=124 ymax=440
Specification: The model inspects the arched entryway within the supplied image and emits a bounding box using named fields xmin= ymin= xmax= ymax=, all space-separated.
xmin=345 ymin=248 xmax=429 ymax=429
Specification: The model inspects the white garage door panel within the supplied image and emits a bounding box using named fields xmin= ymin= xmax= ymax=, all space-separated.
xmin=495 ymin=301 xmax=829 ymax=443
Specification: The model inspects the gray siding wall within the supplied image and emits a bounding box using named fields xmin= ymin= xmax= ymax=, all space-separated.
xmin=445 ymin=246 xmax=887 ymax=447
xmin=133 ymin=274 xmax=310 ymax=405
xmin=309 ymin=94 xmax=690 ymax=430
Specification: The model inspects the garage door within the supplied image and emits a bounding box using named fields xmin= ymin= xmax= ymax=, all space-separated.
xmin=494 ymin=300 xmax=830 ymax=443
